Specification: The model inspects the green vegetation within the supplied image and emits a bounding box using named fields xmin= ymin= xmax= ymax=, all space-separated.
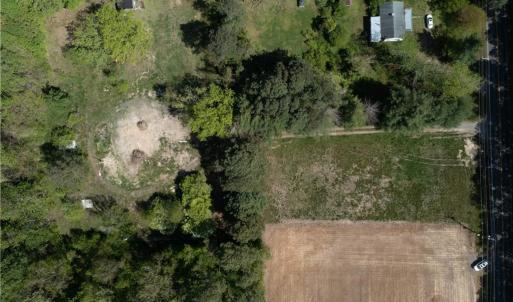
xmin=145 ymin=195 xmax=183 ymax=234
xmin=236 ymin=52 xmax=341 ymax=137
xmin=189 ymin=84 xmax=235 ymax=140
xmin=265 ymin=133 xmax=480 ymax=230
xmin=2 ymin=0 xmax=486 ymax=300
xmin=243 ymin=0 xmax=317 ymax=54
xmin=179 ymin=170 xmax=215 ymax=237
xmin=68 ymin=5 xmax=151 ymax=64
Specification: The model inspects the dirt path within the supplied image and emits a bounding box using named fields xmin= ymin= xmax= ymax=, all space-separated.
xmin=280 ymin=121 xmax=478 ymax=138
xmin=264 ymin=220 xmax=480 ymax=302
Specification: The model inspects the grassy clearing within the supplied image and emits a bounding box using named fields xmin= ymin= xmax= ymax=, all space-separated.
xmin=264 ymin=133 xmax=480 ymax=230
xmin=243 ymin=0 xmax=317 ymax=55
xmin=130 ymin=0 xmax=203 ymax=84
xmin=243 ymin=0 xmax=366 ymax=55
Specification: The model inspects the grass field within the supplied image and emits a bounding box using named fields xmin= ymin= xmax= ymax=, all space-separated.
xmin=132 ymin=0 xmax=203 ymax=84
xmin=243 ymin=0 xmax=366 ymax=55
xmin=264 ymin=221 xmax=479 ymax=302
xmin=264 ymin=133 xmax=480 ymax=230
xmin=243 ymin=0 xmax=317 ymax=55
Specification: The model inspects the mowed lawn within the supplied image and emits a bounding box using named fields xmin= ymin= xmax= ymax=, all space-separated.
xmin=264 ymin=133 xmax=480 ymax=230
xmin=135 ymin=0 xmax=203 ymax=83
xmin=243 ymin=0 xmax=366 ymax=55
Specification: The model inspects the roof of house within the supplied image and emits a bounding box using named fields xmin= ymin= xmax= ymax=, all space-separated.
xmin=380 ymin=1 xmax=405 ymax=40
xmin=370 ymin=16 xmax=382 ymax=42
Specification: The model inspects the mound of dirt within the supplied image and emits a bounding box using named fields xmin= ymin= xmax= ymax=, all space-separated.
xmin=98 ymin=98 xmax=199 ymax=188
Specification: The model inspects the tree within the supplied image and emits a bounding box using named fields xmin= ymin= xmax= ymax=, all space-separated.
xmin=217 ymin=242 xmax=269 ymax=302
xmin=204 ymin=0 xmax=249 ymax=66
xmin=49 ymin=126 xmax=75 ymax=148
xmin=429 ymin=0 xmax=468 ymax=13
xmin=222 ymin=142 xmax=266 ymax=192
xmin=134 ymin=250 xmax=177 ymax=302
xmin=383 ymin=85 xmax=433 ymax=130
xmin=179 ymin=171 xmax=214 ymax=237
xmin=189 ymin=84 xmax=235 ymax=140
xmin=340 ymin=95 xmax=366 ymax=129
xmin=175 ymin=246 xmax=226 ymax=302
xmin=225 ymin=192 xmax=267 ymax=243
xmin=69 ymin=5 xmax=151 ymax=64
xmin=145 ymin=196 xmax=183 ymax=234
xmin=440 ymin=34 xmax=481 ymax=64
xmin=237 ymin=53 xmax=340 ymax=137
xmin=444 ymin=4 xmax=486 ymax=39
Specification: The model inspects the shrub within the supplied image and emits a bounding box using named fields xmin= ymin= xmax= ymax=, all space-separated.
xmin=179 ymin=171 xmax=214 ymax=237
xmin=68 ymin=5 xmax=151 ymax=64
xmin=189 ymin=84 xmax=235 ymax=140
xmin=146 ymin=196 xmax=184 ymax=234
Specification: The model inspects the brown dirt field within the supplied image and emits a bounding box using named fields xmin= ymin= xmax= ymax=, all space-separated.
xmin=263 ymin=221 xmax=480 ymax=302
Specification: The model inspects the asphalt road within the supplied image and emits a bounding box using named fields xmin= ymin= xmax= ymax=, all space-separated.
xmin=481 ymin=3 xmax=513 ymax=301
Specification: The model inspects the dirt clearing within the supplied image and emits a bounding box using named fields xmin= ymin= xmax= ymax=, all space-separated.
xmin=96 ymin=98 xmax=199 ymax=189
xmin=264 ymin=221 xmax=479 ymax=302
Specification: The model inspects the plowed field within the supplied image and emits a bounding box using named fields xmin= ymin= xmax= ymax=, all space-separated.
xmin=263 ymin=221 xmax=479 ymax=302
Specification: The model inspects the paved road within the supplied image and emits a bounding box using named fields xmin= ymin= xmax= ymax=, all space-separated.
xmin=481 ymin=3 xmax=513 ymax=301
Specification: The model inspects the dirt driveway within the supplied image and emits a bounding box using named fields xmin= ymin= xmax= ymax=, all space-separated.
xmin=263 ymin=221 xmax=480 ymax=302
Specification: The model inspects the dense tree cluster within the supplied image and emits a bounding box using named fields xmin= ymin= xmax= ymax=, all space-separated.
xmin=236 ymin=52 xmax=341 ymax=137
xmin=375 ymin=39 xmax=480 ymax=130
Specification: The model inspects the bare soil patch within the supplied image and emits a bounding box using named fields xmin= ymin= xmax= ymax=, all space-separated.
xmin=264 ymin=221 xmax=479 ymax=302
xmin=97 ymin=98 xmax=199 ymax=188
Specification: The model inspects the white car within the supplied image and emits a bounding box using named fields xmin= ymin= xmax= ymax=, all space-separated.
xmin=425 ymin=14 xmax=434 ymax=29
xmin=473 ymin=259 xmax=488 ymax=272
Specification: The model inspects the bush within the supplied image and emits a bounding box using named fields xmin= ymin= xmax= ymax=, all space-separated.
xmin=146 ymin=196 xmax=183 ymax=234
xmin=340 ymin=95 xmax=366 ymax=128
xmin=189 ymin=84 xmax=235 ymax=140
xmin=68 ymin=5 xmax=151 ymax=64
xmin=179 ymin=171 xmax=214 ymax=237
xmin=222 ymin=141 xmax=267 ymax=193
xmin=225 ymin=192 xmax=267 ymax=243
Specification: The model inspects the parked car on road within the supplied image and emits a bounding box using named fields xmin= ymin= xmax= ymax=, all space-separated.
xmin=425 ymin=14 xmax=434 ymax=29
xmin=473 ymin=259 xmax=489 ymax=271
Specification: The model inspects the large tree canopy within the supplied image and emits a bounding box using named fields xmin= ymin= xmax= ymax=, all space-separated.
xmin=236 ymin=52 xmax=341 ymax=137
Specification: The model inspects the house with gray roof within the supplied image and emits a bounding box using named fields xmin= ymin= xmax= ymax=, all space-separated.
xmin=369 ymin=1 xmax=412 ymax=42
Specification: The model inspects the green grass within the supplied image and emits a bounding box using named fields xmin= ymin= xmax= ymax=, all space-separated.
xmin=244 ymin=0 xmax=317 ymax=55
xmin=243 ymin=0 xmax=367 ymax=55
xmin=129 ymin=0 xmax=203 ymax=84
xmin=264 ymin=133 xmax=480 ymax=230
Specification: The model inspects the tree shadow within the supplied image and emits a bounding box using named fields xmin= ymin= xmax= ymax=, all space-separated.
xmin=417 ymin=31 xmax=442 ymax=59
xmin=350 ymin=77 xmax=390 ymax=104
xmin=180 ymin=20 xmax=211 ymax=53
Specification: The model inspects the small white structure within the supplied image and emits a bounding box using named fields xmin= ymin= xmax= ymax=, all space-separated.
xmin=81 ymin=199 xmax=94 ymax=209
xmin=66 ymin=140 xmax=77 ymax=150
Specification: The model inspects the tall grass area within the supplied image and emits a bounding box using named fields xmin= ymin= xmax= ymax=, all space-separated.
xmin=264 ymin=133 xmax=480 ymax=231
